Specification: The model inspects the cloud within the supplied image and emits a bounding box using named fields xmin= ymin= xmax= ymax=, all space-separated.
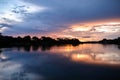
xmin=90 ymin=23 xmax=120 ymax=33
xmin=0 ymin=0 xmax=120 ymax=41
xmin=0 ymin=23 xmax=12 ymax=32
xmin=23 ymin=0 xmax=120 ymax=20
xmin=82 ymin=36 xmax=92 ymax=38
xmin=19 ymin=0 xmax=120 ymax=33
xmin=0 ymin=23 xmax=12 ymax=28
xmin=0 ymin=0 xmax=47 ymax=34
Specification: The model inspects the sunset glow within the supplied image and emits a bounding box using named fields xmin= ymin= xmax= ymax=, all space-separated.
xmin=1 ymin=0 xmax=120 ymax=80
xmin=70 ymin=53 xmax=120 ymax=65
xmin=0 ymin=0 xmax=120 ymax=41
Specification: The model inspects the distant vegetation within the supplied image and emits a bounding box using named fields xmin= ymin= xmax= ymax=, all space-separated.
xmin=99 ymin=37 xmax=120 ymax=45
xmin=0 ymin=33 xmax=80 ymax=48
xmin=1 ymin=33 xmax=120 ymax=48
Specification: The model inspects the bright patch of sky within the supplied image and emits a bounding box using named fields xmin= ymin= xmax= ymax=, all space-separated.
xmin=0 ymin=0 xmax=47 ymax=32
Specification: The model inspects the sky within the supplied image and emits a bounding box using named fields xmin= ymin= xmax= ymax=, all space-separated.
xmin=0 ymin=0 xmax=120 ymax=41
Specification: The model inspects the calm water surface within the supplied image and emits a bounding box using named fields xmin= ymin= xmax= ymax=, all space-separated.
xmin=0 ymin=44 xmax=120 ymax=80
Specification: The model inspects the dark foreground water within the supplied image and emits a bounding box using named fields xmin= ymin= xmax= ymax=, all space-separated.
xmin=0 ymin=44 xmax=120 ymax=80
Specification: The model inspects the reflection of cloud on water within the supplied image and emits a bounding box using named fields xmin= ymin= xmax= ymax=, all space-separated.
xmin=96 ymin=53 xmax=120 ymax=64
xmin=0 ymin=61 xmax=22 ymax=80
xmin=66 ymin=52 xmax=120 ymax=65
xmin=48 ymin=44 xmax=120 ymax=65
xmin=0 ymin=61 xmax=44 ymax=80
xmin=0 ymin=52 xmax=44 ymax=80
xmin=0 ymin=44 xmax=120 ymax=80
xmin=0 ymin=54 xmax=7 ymax=62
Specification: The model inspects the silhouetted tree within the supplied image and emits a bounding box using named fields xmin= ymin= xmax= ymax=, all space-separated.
xmin=23 ymin=36 xmax=31 ymax=42
xmin=99 ymin=38 xmax=120 ymax=45
xmin=0 ymin=33 xmax=2 ymax=36
xmin=0 ymin=34 xmax=81 ymax=47
xmin=22 ymin=36 xmax=31 ymax=46
xmin=32 ymin=36 xmax=40 ymax=45
xmin=41 ymin=36 xmax=56 ymax=45
xmin=32 ymin=36 xmax=39 ymax=41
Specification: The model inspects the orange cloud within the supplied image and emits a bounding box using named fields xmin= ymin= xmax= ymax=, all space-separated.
xmin=63 ymin=18 xmax=120 ymax=41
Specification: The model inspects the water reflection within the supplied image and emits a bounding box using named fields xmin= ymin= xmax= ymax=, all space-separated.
xmin=1 ymin=44 xmax=120 ymax=80
xmin=40 ymin=44 xmax=120 ymax=65
xmin=1 ymin=44 xmax=120 ymax=65
xmin=70 ymin=53 xmax=120 ymax=64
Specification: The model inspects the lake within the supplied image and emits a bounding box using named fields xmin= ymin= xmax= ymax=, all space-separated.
xmin=0 ymin=44 xmax=120 ymax=80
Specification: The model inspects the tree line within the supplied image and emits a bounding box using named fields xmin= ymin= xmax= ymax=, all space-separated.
xmin=0 ymin=34 xmax=80 ymax=47
xmin=1 ymin=33 xmax=120 ymax=48
xmin=99 ymin=37 xmax=120 ymax=45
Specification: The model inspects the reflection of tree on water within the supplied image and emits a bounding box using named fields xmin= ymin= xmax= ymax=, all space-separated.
xmin=32 ymin=45 xmax=39 ymax=51
xmin=21 ymin=45 xmax=52 ymax=52
xmin=40 ymin=45 xmax=52 ymax=51
xmin=118 ymin=45 xmax=120 ymax=49
xmin=23 ymin=46 xmax=31 ymax=52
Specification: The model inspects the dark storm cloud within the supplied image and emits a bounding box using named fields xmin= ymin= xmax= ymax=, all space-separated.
xmin=24 ymin=0 xmax=120 ymax=22
xmin=19 ymin=0 xmax=120 ymax=33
